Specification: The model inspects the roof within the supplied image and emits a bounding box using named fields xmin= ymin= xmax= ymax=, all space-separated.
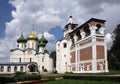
xmin=17 ymin=34 xmax=27 ymax=43
xmin=39 ymin=34 xmax=48 ymax=44
xmin=10 ymin=48 xmax=37 ymax=52
xmin=38 ymin=40 xmax=46 ymax=47
xmin=27 ymin=30 xmax=38 ymax=40
xmin=70 ymin=18 xmax=106 ymax=34
xmin=0 ymin=62 xmax=37 ymax=66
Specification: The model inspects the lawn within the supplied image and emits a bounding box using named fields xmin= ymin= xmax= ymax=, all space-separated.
xmin=38 ymin=79 xmax=120 ymax=84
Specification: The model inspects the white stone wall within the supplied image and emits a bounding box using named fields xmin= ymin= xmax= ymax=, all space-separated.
xmin=0 ymin=65 xmax=27 ymax=74
xmin=36 ymin=53 xmax=53 ymax=73
xmin=26 ymin=40 xmax=38 ymax=50
xmin=56 ymin=39 xmax=70 ymax=73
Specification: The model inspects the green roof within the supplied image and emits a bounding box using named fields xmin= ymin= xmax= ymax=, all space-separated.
xmin=38 ymin=40 xmax=46 ymax=47
xmin=39 ymin=34 xmax=48 ymax=44
xmin=17 ymin=34 xmax=27 ymax=43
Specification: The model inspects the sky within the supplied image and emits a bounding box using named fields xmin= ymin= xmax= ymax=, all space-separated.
xmin=0 ymin=0 xmax=120 ymax=63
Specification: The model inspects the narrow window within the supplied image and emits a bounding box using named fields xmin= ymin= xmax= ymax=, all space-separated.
xmin=1 ymin=66 xmax=4 ymax=72
xmin=20 ymin=66 xmax=23 ymax=72
xmin=19 ymin=58 xmax=21 ymax=63
xmin=32 ymin=42 xmax=34 ymax=48
xmin=42 ymin=66 xmax=44 ymax=70
xmin=87 ymin=65 xmax=90 ymax=71
xmin=42 ymin=57 xmax=44 ymax=62
xmin=30 ymin=58 xmax=32 ymax=62
xmin=7 ymin=66 xmax=11 ymax=72
xmin=64 ymin=55 xmax=66 ymax=58
xmin=14 ymin=66 xmax=17 ymax=72
xmin=63 ymin=43 xmax=67 ymax=48
xmin=100 ymin=64 xmax=103 ymax=70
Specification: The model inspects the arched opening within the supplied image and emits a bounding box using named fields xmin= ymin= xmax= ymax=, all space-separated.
xmin=7 ymin=66 xmax=11 ymax=72
xmin=28 ymin=63 xmax=38 ymax=72
xmin=20 ymin=66 xmax=23 ymax=72
xmin=83 ymin=24 xmax=90 ymax=36
xmin=14 ymin=66 xmax=17 ymax=72
xmin=76 ymin=30 xmax=81 ymax=40
xmin=1 ymin=66 xmax=4 ymax=72
xmin=96 ymin=24 xmax=102 ymax=34
xmin=70 ymin=34 xmax=74 ymax=44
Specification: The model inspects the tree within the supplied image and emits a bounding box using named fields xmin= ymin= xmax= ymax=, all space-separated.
xmin=109 ymin=24 xmax=120 ymax=70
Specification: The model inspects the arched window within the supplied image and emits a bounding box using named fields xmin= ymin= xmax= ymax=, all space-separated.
xmin=19 ymin=58 xmax=21 ymax=63
xmin=14 ymin=66 xmax=17 ymax=72
xmin=76 ymin=31 xmax=81 ymax=40
xmin=32 ymin=42 xmax=34 ymax=49
xmin=63 ymin=43 xmax=67 ymax=48
xmin=100 ymin=64 xmax=103 ymax=70
xmin=7 ymin=66 xmax=11 ymax=72
xmin=96 ymin=24 xmax=102 ymax=34
xmin=0 ymin=66 xmax=4 ymax=72
xmin=87 ymin=65 xmax=90 ymax=71
xmin=42 ymin=57 xmax=44 ymax=62
xmin=83 ymin=24 xmax=90 ymax=36
xmin=20 ymin=66 xmax=23 ymax=72
xmin=30 ymin=58 xmax=32 ymax=62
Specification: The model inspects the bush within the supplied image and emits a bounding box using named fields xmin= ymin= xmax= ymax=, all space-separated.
xmin=14 ymin=71 xmax=26 ymax=76
xmin=65 ymin=72 xmax=73 ymax=74
xmin=63 ymin=75 xmax=120 ymax=82
xmin=0 ymin=74 xmax=41 ymax=83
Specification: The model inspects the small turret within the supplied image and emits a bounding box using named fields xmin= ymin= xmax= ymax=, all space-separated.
xmin=17 ymin=33 xmax=27 ymax=43
xmin=27 ymin=30 xmax=38 ymax=41
xmin=17 ymin=33 xmax=26 ymax=49
xmin=26 ymin=28 xmax=38 ymax=50
xmin=38 ymin=33 xmax=48 ymax=53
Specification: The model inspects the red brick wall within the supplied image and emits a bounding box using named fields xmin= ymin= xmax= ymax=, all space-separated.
xmin=79 ymin=39 xmax=92 ymax=46
xmin=80 ymin=46 xmax=92 ymax=61
xmin=96 ymin=38 xmax=104 ymax=42
xmin=72 ymin=64 xmax=75 ymax=71
xmin=96 ymin=46 xmax=105 ymax=59
xmin=70 ymin=51 xmax=76 ymax=63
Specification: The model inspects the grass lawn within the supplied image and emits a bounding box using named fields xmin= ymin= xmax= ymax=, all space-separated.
xmin=38 ymin=79 xmax=120 ymax=84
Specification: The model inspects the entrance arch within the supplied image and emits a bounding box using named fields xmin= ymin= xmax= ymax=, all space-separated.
xmin=28 ymin=62 xmax=38 ymax=72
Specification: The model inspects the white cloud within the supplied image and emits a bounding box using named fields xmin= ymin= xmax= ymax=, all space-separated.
xmin=105 ymin=33 xmax=113 ymax=49
xmin=38 ymin=32 xmax=55 ymax=41
xmin=105 ymin=33 xmax=112 ymax=43
xmin=0 ymin=0 xmax=120 ymax=62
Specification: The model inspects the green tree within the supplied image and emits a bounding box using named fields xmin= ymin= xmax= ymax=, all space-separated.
xmin=109 ymin=24 xmax=120 ymax=70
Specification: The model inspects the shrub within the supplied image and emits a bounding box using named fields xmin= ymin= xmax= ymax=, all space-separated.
xmin=0 ymin=74 xmax=41 ymax=83
xmin=65 ymin=72 xmax=73 ymax=74
xmin=63 ymin=75 xmax=120 ymax=82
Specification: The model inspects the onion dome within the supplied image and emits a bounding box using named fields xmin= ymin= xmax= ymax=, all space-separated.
xmin=38 ymin=40 xmax=46 ymax=47
xmin=39 ymin=34 xmax=48 ymax=44
xmin=17 ymin=34 xmax=27 ymax=43
xmin=27 ymin=30 xmax=38 ymax=40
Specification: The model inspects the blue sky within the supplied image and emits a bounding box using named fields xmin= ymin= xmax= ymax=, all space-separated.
xmin=0 ymin=0 xmax=13 ymax=38
xmin=0 ymin=0 xmax=120 ymax=63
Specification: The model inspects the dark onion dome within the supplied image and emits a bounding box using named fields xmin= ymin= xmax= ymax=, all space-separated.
xmin=27 ymin=30 xmax=38 ymax=40
xmin=39 ymin=34 xmax=48 ymax=44
xmin=38 ymin=40 xmax=46 ymax=47
xmin=17 ymin=34 xmax=27 ymax=43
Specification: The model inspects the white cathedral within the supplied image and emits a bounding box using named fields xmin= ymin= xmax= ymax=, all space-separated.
xmin=0 ymin=30 xmax=53 ymax=74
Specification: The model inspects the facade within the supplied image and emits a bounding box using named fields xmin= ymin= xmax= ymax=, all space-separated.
xmin=56 ymin=16 xmax=109 ymax=73
xmin=0 ymin=30 xmax=53 ymax=74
